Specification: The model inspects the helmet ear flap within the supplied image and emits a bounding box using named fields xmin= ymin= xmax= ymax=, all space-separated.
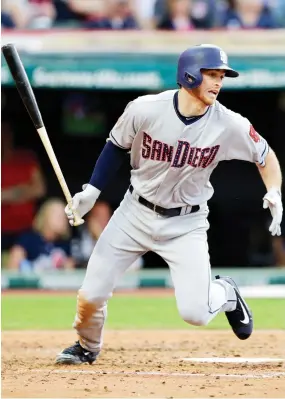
xmin=184 ymin=72 xmax=196 ymax=85
xmin=183 ymin=71 xmax=202 ymax=89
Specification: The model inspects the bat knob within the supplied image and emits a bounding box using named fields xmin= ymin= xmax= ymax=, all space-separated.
xmin=72 ymin=211 xmax=85 ymax=227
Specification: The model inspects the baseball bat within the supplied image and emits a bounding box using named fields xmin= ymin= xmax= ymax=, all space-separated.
xmin=1 ymin=43 xmax=84 ymax=226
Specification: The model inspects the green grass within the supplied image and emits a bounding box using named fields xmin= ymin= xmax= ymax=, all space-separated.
xmin=2 ymin=294 xmax=285 ymax=330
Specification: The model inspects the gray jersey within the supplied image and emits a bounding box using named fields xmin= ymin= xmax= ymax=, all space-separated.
xmin=109 ymin=90 xmax=269 ymax=207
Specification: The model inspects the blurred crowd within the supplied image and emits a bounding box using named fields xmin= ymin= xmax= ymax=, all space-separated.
xmin=1 ymin=0 xmax=285 ymax=30
xmin=1 ymin=121 xmax=143 ymax=272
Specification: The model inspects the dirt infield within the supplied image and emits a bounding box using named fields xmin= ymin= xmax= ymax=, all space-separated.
xmin=2 ymin=330 xmax=285 ymax=398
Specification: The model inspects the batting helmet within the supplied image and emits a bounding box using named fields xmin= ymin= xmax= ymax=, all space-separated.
xmin=177 ymin=44 xmax=239 ymax=89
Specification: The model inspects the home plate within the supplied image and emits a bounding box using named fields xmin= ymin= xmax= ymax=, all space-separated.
xmin=182 ymin=357 xmax=285 ymax=363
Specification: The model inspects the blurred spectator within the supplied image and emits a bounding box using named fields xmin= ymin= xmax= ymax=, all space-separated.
xmin=1 ymin=12 xmax=16 ymax=29
xmin=53 ymin=0 xmax=105 ymax=26
xmin=156 ymin=0 xmax=196 ymax=30
xmin=191 ymin=0 xmax=217 ymax=28
xmin=270 ymin=0 xmax=285 ymax=27
xmin=155 ymin=0 xmax=216 ymax=29
xmin=84 ymin=0 xmax=139 ymax=29
xmin=1 ymin=0 xmax=56 ymax=29
xmin=53 ymin=0 xmax=77 ymax=26
xmin=133 ymin=0 xmax=157 ymax=28
xmin=220 ymin=0 xmax=279 ymax=29
xmin=64 ymin=0 xmax=138 ymax=29
xmin=1 ymin=122 xmax=46 ymax=251
xmin=7 ymin=198 xmax=75 ymax=271
xmin=1 ymin=0 xmax=27 ymax=28
xmin=27 ymin=0 xmax=56 ymax=29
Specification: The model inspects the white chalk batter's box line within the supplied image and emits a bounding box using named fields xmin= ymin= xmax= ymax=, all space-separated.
xmin=31 ymin=369 xmax=285 ymax=379
xmin=182 ymin=357 xmax=285 ymax=363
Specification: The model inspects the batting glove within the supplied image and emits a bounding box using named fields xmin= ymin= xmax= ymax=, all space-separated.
xmin=263 ymin=188 xmax=283 ymax=236
xmin=65 ymin=184 xmax=101 ymax=226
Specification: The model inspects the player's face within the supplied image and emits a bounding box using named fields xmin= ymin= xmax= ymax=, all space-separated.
xmin=193 ymin=69 xmax=225 ymax=105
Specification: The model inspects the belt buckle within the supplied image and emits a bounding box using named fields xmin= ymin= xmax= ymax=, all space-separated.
xmin=154 ymin=204 xmax=166 ymax=216
xmin=153 ymin=204 xmax=162 ymax=215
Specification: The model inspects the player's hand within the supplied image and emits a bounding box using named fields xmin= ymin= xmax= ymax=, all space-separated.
xmin=263 ymin=188 xmax=283 ymax=236
xmin=65 ymin=184 xmax=100 ymax=226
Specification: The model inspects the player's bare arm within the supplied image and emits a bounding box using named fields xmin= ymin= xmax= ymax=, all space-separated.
xmin=256 ymin=148 xmax=283 ymax=236
xmin=256 ymin=148 xmax=282 ymax=192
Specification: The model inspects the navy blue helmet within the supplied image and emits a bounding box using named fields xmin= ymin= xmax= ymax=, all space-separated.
xmin=177 ymin=44 xmax=239 ymax=89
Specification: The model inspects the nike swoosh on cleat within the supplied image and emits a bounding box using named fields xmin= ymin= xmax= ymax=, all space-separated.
xmin=239 ymin=300 xmax=250 ymax=324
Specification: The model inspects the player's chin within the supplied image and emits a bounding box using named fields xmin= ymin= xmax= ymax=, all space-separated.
xmin=203 ymin=95 xmax=216 ymax=106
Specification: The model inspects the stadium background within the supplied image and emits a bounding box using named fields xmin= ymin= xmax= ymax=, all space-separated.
xmin=2 ymin=34 xmax=285 ymax=270
xmin=2 ymin=85 xmax=285 ymax=269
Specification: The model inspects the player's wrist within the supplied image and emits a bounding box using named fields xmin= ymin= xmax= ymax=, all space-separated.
xmin=83 ymin=183 xmax=101 ymax=200
xmin=267 ymin=187 xmax=281 ymax=197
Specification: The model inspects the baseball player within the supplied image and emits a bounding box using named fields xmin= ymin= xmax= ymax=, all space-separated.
xmin=56 ymin=44 xmax=283 ymax=365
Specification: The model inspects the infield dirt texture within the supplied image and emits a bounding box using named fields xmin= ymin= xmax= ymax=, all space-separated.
xmin=2 ymin=289 xmax=285 ymax=398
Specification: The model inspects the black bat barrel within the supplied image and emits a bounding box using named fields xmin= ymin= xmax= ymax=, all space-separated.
xmin=1 ymin=43 xmax=44 ymax=129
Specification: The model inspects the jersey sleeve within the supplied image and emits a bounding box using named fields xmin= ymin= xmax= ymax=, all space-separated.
xmin=225 ymin=114 xmax=269 ymax=166
xmin=109 ymin=101 xmax=138 ymax=150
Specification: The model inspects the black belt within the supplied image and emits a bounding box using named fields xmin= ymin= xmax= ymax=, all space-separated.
xmin=129 ymin=185 xmax=200 ymax=217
